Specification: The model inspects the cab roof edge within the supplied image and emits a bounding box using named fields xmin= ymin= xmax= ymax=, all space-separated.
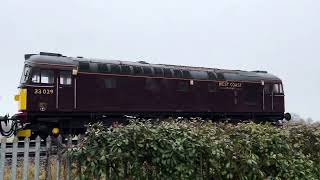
xmin=24 ymin=54 xmax=36 ymax=60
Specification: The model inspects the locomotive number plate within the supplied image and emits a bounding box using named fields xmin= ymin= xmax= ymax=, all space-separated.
xmin=218 ymin=81 xmax=242 ymax=88
xmin=34 ymin=89 xmax=54 ymax=95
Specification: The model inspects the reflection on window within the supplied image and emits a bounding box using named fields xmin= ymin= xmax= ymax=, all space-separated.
xmin=60 ymin=72 xmax=72 ymax=85
xmin=32 ymin=69 xmax=40 ymax=83
xmin=20 ymin=65 xmax=32 ymax=84
xmin=273 ymin=84 xmax=280 ymax=94
xmin=32 ymin=69 xmax=54 ymax=84
xmin=279 ymin=84 xmax=284 ymax=94
xmin=41 ymin=70 xmax=54 ymax=84
xmin=264 ymin=84 xmax=272 ymax=94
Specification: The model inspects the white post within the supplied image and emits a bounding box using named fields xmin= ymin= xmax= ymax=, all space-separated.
xmin=56 ymin=135 xmax=62 ymax=180
xmin=0 ymin=138 xmax=6 ymax=180
xmin=46 ymin=136 xmax=52 ymax=180
xmin=11 ymin=136 xmax=18 ymax=180
xmin=34 ymin=136 xmax=41 ymax=180
xmin=66 ymin=135 xmax=72 ymax=180
xmin=22 ymin=137 xmax=30 ymax=180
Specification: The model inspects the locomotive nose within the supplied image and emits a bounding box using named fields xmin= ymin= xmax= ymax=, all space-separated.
xmin=284 ymin=113 xmax=291 ymax=121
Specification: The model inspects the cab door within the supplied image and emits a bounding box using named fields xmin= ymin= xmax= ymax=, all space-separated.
xmin=263 ymin=83 xmax=273 ymax=112
xmin=57 ymin=71 xmax=74 ymax=111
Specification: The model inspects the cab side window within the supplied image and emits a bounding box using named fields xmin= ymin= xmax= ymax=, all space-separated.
xmin=32 ymin=69 xmax=54 ymax=84
xmin=60 ymin=71 xmax=72 ymax=85
xmin=32 ymin=69 xmax=40 ymax=83
xmin=272 ymin=83 xmax=284 ymax=94
xmin=41 ymin=70 xmax=54 ymax=84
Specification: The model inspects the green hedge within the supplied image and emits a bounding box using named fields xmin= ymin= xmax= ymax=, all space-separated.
xmin=70 ymin=120 xmax=320 ymax=179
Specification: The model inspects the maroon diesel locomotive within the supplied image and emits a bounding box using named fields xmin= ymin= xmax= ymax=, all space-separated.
xmin=0 ymin=52 xmax=291 ymax=138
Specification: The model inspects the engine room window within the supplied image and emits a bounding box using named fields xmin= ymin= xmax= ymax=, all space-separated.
xmin=208 ymin=72 xmax=217 ymax=80
xmin=79 ymin=62 xmax=90 ymax=72
xmin=154 ymin=67 xmax=164 ymax=77
xmin=173 ymin=69 xmax=183 ymax=78
xmin=104 ymin=78 xmax=116 ymax=89
xmin=60 ymin=71 xmax=72 ymax=85
xmin=163 ymin=68 xmax=172 ymax=77
xmin=110 ymin=65 xmax=121 ymax=74
xmin=182 ymin=70 xmax=191 ymax=78
xmin=98 ymin=64 xmax=109 ymax=73
xmin=190 ymin=71 xmax=208 ymax=80
xmin=143 ymin=67 xmax=153 ymax=76
xmin=133 ymin=66 xmax=143 ymax=75
xmin=41 ymin=70 xmax=54 ymax=84
xmin=121 ymin=65 xmax=132 ymax=75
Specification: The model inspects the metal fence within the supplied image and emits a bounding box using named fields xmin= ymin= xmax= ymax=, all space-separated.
xmin=0 ymin=135 xmax=81 ymax=180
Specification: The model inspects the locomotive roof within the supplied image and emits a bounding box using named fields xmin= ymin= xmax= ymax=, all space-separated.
xmin=25 ymin=52 xmax=281 ymax=82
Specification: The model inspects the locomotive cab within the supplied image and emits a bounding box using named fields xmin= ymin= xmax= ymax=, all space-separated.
xmin=13 ymin=53 xmax=78 ymax=138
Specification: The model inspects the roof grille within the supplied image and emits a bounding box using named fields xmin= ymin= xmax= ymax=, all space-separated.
xmin=40 ymin=52 xmax=62 ymax=57
xmin=252 ymin=70 xmax=268 ymax=73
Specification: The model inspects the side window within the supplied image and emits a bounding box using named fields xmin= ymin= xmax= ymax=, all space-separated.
xmin=163 ymin=68 xmax=173 ymax=77
xmin=97 ymin=64 xmax=109 ymax=73
xmin=279 ymin=84 xmax=284 ymax=94
xmin=60 ymin=71 xmax=72 ymax=85
xmin=104 ymin=78 xmax=116 ymax=89
xmin=133 ymin=66 xmax=143 ymax=75
xmin=208 ymin=72 xmax=217 ymax=80
xmin=41 ymin=70 xmax=54 ymax=84
xmin=264 ymin=84 xmax=272 ymax=94
xmin=32 ymin=68 xmax=40 ymax=83
xmin=110 ymin=65 xmax=121 ymax=74
xmin=273 ymin=84 xmax=280 ymax=94
xmin=182 ymin=70 xmax=191 ymax=78
xmin=154 ymin=67 xmax=164 ymax=77
xmin=177 ymin=81 xmax=189 ymax=92
xmin=79 ymin=62 xmax=90 ymax=72
xmin=208 ymin=82 xmax=217 ymax=92
xmin=173 ymin=69 xmax=183 ymax=78
xmin=272 ymin=83 xmax=284 ymax=94
xmin=32 ymin=69 xmax=54 ymax=84
xmin=121 ymin=65 xmax=132 ymax=75
xmin=142 ymin=67 xmax=153 ymax=76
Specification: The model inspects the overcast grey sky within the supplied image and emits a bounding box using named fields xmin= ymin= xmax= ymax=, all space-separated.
xmin=0 ymin=0 xmax=319 ymax=120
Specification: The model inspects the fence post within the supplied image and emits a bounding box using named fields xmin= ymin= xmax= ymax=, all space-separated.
xmin=66 ymin=135 xmax=72 ymax=180
xmin=34 ymin=136 xmax=41 ymax=180
xmin=22 ymin=137 xmax=30 ymax=180
xmin=56 ymin=135 xmax=62 ymax=180
xmin=77 ymin=135 xmax=82 ymax=180
xmin=11 ymin=136 xmax=18 ymax=180
xmin=0 ymin=138 xmax=6 ymax=180
xmin=46 ymin=136 xmax=52 ymax=180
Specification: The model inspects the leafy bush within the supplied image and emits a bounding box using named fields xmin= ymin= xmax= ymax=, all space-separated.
xmin=70 ymin=120 xmax=320 ymax=179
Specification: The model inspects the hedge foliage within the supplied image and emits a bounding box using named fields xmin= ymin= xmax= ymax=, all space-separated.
xmin=70 ymin=120 xmax=320 ymax=179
